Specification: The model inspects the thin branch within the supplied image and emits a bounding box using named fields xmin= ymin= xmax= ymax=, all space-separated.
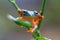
xmin=41 ymin=0 xmax=47 ymax=15
xmin=32 ymin=0 xmax=47 ymax=40
xmin=38 ymin=0 xmax=47 ymax=30
xmin=8 ymin=0 xmax=20 ymax=10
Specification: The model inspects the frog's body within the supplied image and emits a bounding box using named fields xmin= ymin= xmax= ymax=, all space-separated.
xmin=8 ymin=0 xmax=44 ymax=33
xmin=8 ymin=9 xmax=44 ymax=32
xmin=17 ymin=9 xmax=44 ymax=32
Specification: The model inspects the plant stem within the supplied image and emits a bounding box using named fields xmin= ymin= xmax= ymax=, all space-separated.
xmin=38 ymin=0 xmax=47 ymax=30
xmin=32 ymin=0 xmax=47 ymax=40
xmin=8 ymin=0 xmax=20 ymax=10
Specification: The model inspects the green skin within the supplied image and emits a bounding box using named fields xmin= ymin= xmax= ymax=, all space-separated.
xmin=8 ymin=0 xmax=47 ymax=40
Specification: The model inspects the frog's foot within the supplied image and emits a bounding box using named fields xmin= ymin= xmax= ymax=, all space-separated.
xmin=41 ymin=16 xmax=44 ymax=19
xmin=17 ymin=9 xmax=24 ymax=15
xmin=27 ymin=28 xmax=34 ymax=33
xmin=19 ymin=17 xmax=23 ymax=20
xmin=27 ymin=25 xmax=37 ymax=33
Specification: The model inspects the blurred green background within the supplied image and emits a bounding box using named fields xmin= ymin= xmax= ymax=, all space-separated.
xmin=0 ymin=0 xmax=60 ymax=40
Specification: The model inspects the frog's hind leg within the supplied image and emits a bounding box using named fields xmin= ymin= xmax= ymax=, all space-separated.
xmin=7 ymin=14 xmax=18 ymax=21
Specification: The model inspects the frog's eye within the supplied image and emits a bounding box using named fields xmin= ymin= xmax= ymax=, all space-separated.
xmin=36 ymin=13 xmax=38 ymax=14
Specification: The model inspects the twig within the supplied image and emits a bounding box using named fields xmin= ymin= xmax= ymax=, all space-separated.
xmin=38 ymin=0 xmax=47 ymax=30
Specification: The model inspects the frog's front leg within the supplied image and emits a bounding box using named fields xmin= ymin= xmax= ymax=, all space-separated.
xmin=27 ymin=25 xmax=38 ymax=33
xmin=27 ymin=20 xmax=38 ymax=33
